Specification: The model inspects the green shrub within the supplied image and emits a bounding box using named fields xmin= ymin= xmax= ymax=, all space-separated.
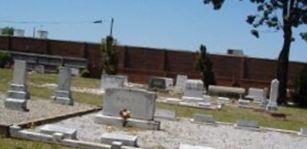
xmin=81 ymin=68 xmax=90 ymax=78
xmin=0 ymin=52 xmax=12 ymax=68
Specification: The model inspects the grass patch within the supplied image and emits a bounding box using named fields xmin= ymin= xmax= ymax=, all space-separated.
xmin=0 ymin=137 xmax=73 ymax=149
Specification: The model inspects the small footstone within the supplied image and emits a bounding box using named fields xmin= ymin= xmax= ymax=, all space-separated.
xmin=235 ymin=120 xmax=260 ymax=130
xmin=155 ymin=108 xmax=177 ymax=121
xmin=111 ymin=141 xmax=123 ymax=149
xmin=179 ymin=143 xmax=214 ymax=149
xmin=298 ymin=128 xmax=307 ymax=137
xmin=100 ymin=133 xmax=138 ymax=147
xmin=192 ymin=114 xmax=215 ymax=124
xmin=39 ymin=124 xmax=77 ymax=139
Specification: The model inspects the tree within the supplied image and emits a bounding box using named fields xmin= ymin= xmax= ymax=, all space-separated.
xmin=101 ymin=35 xmax=118 ymax=75
xmin=1 ymin=26 xmax=14 ymax=36
xmin=195 ymin=44 xmax=216 ymax=90
xmin=203 ymin=0 xmax=307 ymax=105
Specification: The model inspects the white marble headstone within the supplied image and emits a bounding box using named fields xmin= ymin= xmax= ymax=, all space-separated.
xmin=175 ymin=75 xmax=188 ymax=92
xmin=101 ymin=74 xmax=127 ymax=90
xmin=12 ymin=60 xmax=27 ymax=85
xmin=182 ymin=79 xmax=205 ymax=102
xmin=102 ymin=88 xmax=157 ymax=120
xmin=266 ymin=79 xmax=279 ymax=111
xmin=245 ymin=88 xmax=266 ymax=103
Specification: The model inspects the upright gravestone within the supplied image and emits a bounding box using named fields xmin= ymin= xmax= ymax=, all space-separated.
xmin=174 ymin=75 xmax=188 ymax=92
xmin=266 ymin=79 xmax=279 ymax=111
xmin=101 ymin=74 xmax=127 ymax=91
xmin=5 ymin=60 xmax=29 ymax=111
xmin=182 ymin=79 xmax=206 ymax=102
xmin=53 ymin=66 xmax=73 ymax=105
xmin=148 ymin=77 xmax=173 ymax=91
xmin=95 ymin=88 xmax=160 ymax=130
xmin=245 ymin=88 xmax=266 ymax=103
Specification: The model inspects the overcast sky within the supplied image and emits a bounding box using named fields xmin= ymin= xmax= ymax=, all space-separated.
xmin=0 ymin=0 xmax=306 ymax=62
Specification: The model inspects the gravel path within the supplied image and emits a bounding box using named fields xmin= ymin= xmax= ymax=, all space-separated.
xmin=45 ymin=112 xmax=307 ymax=149
xmin=0 ymin=93 xmax=97 ymax=126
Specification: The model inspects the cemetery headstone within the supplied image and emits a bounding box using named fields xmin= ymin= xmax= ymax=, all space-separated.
xmin=53 ymin=66 xmax=74 ymax=105
xmin=34 ymin=65 xmax=45 ymax=74
xmin=245 ymin=88 xmax=266 ymax=103
xmin=148 ymin=77 xmax=173 ymax=91
xmin=266 ymin=79 xmax=279 ymax=111
xmin=5 ymin=60 xmax=29 ymax=111
xmin=192 ymin=114 xmax=216 ymax=124
xmin=155 ymin=108 xmax=177 ymax=121
xmin=39 ymin=124 xmax=77 ymax=139
xmin=182 ymin=79 xmax=207 ymax=102
xmin=174 ymin=74 xmax=188 ymax=92
xmin=235 ymin=120 xmax=260 ymax=130
xmin=95 ymin=88 xmax=160 ymax=130
xmin=100 ymin=133 xmax=138 ymax=147
xmin=101 ymin=74 xmax=127 ymax=91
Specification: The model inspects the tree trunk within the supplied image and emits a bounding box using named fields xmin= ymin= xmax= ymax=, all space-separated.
xmin=276 ymin=22 xmax=292 ymax=105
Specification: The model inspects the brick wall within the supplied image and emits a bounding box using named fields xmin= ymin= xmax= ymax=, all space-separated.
xmin=0 ymin=36 xmax=306 ymax=89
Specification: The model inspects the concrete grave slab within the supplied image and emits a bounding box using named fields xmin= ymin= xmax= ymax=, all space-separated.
xmin=182 ymin=79 xmax=206 ymax=102
xmin=100 ymin=133 xmax=138 ymax=147
xmin=192 ymin=114 xmax=216 ymax=124
xmin=38 ymin=124 xmax=77 ymax=139
xmin=155 ymin=108 xmax=177 ymax=121
xmin=235 ymin=120 xmax=260 ymax=131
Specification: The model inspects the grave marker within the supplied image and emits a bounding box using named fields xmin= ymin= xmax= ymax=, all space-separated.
xmin=235 ymin=120 xmax=260 ymax=130
xmin=266 ymin=79 xmax=279 ymax=111
xmin=101 ymin=74 xmax=127 ymax=91
xmin=5 ymin=60 xmax=29 ymax=111
xmin=95 ymin=88 xmax=160 ymax=130
xmin=53 ymin=66 xmax=73 ymax=105
xmin=100 ymin=133 xmax=138 ymax=147
xmin=39 ymin=124 xmax=77 ymax=139
xmin=182 ymin=79 xmax=207 ymax=102
xmin=155 ymin=108 xmax=177 ymax=121
xmin=192 ymin=114 xmax=215 ymax=124
xmin=148 ymin=77 xmax=173 ymax=91
xmin=174 ymin=75 xmax=188 ymax=92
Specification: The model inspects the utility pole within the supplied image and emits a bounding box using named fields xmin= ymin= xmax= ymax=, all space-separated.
xmin=109 ymin=18 xmax=114 ymax=37
xmin=33 ymin=27 xmax=36 ymax=38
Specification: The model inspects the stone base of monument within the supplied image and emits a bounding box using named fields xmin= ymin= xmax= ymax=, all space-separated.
xmin=53 ymin=90 xmax=73 ymax=105
xmin=266 ymin=102 xmax=277 ymax=111
xmin=182 ymin=96 xmax=205 ymax=102
xmin=4 ymin=98 xmax=28 ymax=111
xmin=10 ymin=84 xmax=30 ymax=99
xmin=95 ymin=114 xmax=160 ymax=130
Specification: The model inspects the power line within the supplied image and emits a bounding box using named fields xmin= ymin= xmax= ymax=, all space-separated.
xmin=0 ymin=19 xmax=104 ymax=25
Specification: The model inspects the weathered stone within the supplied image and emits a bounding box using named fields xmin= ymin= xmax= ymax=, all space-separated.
xmin=182 ymin=80 xmax=206 ymax=102
xmin=101 ymin=74 xmax=127 ymax=90
xmin=236 ymin=120 xmax=260 ymax=130
xmin=208 ymin=85 xmax=245 ymax=98
xmin=34 ymin=65 xmax=45 ymax=74
xmin=179 ymin=143 xmax=214 ymax=149
xmin=245 ymin=88 xmax=266 ymax=103
xmin=111 ymin=141 xmax=123 ymax=149
xmin=39 ymin=124 xmax=77 ymax=139
xmin=266 ymin=79 xmax=279 ymax=111
xmin=218 ymin=97 xmax=230 ymax=104
xmin=95 ymin=88 xmax=160 ymax=130
xmin=100 ymin=133 xmax=138 ymax=147
xmin=155 ymin=108 xmax=177 ymax=120
xmin=299 ymin=128 xmax=307 ymax=137
xmin=148 ymin=77 xmax=173 ymax=91
xmin=53 ymin=66 xmax=73 ymax=105
xmin=193 ymin=114 xmax=215 ymax=124
xmin=174 ymin=75 xmax=188 ymax=92
xmin=5 ymin=60 xmax=29 ymax=111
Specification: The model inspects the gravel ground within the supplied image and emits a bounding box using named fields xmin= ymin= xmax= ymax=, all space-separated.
xmin=44 ymin=112 xmax=307 ymax=149
xmin=0 ymin=93 xmax=97 ymax=126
